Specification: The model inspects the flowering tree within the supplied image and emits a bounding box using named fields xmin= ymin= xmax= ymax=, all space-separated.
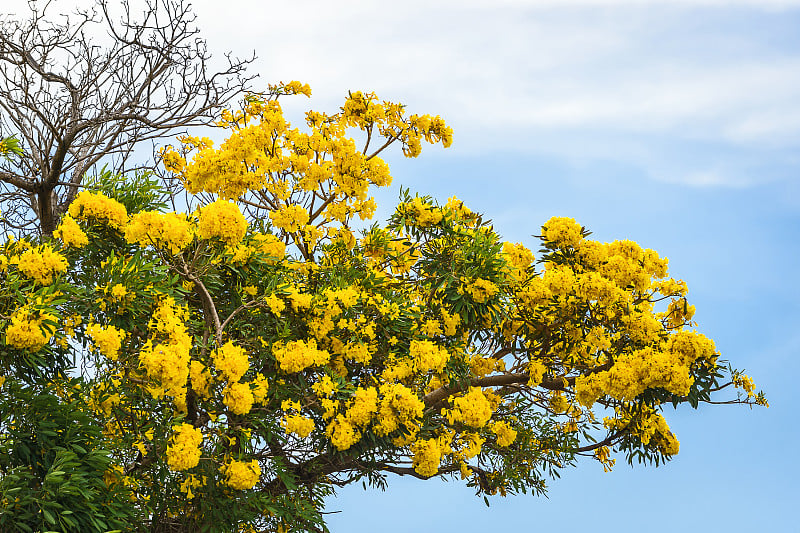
xmin=0 ymin=84 xmax=767 ymax=532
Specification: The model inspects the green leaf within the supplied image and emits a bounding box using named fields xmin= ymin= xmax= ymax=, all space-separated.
xmin=42 ymin=508 xmax=56 ymax=525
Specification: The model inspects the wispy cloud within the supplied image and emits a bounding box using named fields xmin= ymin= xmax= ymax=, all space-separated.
xmin=5 ymin=0 xmax=799 ymax=187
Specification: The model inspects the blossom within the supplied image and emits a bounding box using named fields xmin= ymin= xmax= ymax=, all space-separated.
xmin=166 ymin=423 xmax=203 ymax=471
xmin=4 ymin=309 xmax=56 ymax=351
xmin=87 ymin=323 xmax=126 ymax=360
xmin=446 ymin=387 xmax=493 ymax=428
xmin=222 ymin=459 xmax=260 ymax=490
xmin=125 ymin=211 xmax=194 ymax=253
xmin=490 ymin=421 xmax=517 ymax=447
xmin=411 ymin=438 xmax=442 ymax=477
xmin=54 ymin=215 xmax=89 ymax=248
xmin=282 ymin=414 xmax=315 ymax=438
xmin=273 ymin=339 xmax=330 ymax=373
xmin=224 ymin=382 xmax=254 ymax=415
xmin=410 ymin=340 xmax=449 ymax=373
xmin=463 ymin=278 xmax=498 ymax=304
xmin=17 ymin=244 xmax=67 ymax=285
xmin=269 ymin=204 xmax=309 ymax=233
xmin=197 ymin=199 xmax=247 ymax=245
xmin=213 ymin=341 xmax=249 ymax=382
xmin=541 ymin=216 xmax=583 ymax=248
xmin=68 ymin=191 xmax=128 ymax=228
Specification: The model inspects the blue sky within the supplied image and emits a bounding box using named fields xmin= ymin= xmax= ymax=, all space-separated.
xmin=9 ymin=0 xmax=798 ymax=529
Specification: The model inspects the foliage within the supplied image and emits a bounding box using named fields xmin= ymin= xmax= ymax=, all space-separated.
xmin=0 ymin=84 xmax=766 ymax=532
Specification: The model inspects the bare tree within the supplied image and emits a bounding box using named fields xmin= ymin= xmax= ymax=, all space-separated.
xmin=0 ymin=0 xmax=255 ymax=236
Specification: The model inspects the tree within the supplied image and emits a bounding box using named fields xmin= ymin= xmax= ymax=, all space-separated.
xmin=0 ymin=0 xmax=254 ymax=237
xmin=0 ymin=83 xmax=767 ymax=532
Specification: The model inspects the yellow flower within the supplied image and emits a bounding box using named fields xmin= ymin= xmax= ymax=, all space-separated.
xmin=213 ymin=341 xmax=249 ymax=382
xmin=273 ymin=339 xmax=330 ymax=373
xmin=125 ymin=211 xmax=194 ymax=253
xmin=446 ymin=387 xmax=493 ymax=428
xmin=541 ymin=216 xmax=583 ymax=248
xmin=224 ymin=382 xmax=254 ymax=415
xmin=4 ymin=308 xmax=57 ymax=351
xmin=326 ymin=415 xmax=361 ymax=451
xmin=411 ymin=438 xmax=441 ymax=477
xmin=265 ymin=294 xmax=285 ymax=315
xmin=269 ymin=204 xmax=310 ymax=233
xmin=410 ymin=340 xmax=449 ymax=373
xmin=54 ymin=215 xmax=89 ymax=248
xmin=463 ymin=278 xmax=498 ymax=304
xmin=221 ymin=459 xmax=260 ymax=490
xmin=490 ymin=420 xmax=517 ymax=447
xmin=17 ymin=244 xmax=67 ymax=285
xmin=166 ymin=423 xmax=203 ymax=471
xmin=282 ymin=414 xmax=315 ymax=438
xmin=197 ymin=199 xmax=247 ymax=245
xmin=68 ymin=191 xmax=128 ymax=229
xmin=189 ymin=361 xmax=212 ymax=398
xmin=86 ymin=323 xmax=126 ymax=360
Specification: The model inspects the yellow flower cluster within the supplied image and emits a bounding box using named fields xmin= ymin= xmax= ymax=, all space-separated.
xmin=575 ymin=331 xmax=717 ymax=407
xmin=213 ymin=341 xmax=249 ymax=382
xmin=502 ymin=241 xmax=534 ymax=282
xmin=179 ymin=473 xmax=205 ymax=500
xmin=251 ymin=373 xmax=270 ymax=403
xmin=344 ymin=342 xmax=372 ymax=364
xmin=17 ymin=244 xmax=67 ymax=285
xmin=401 ymin=197 xmax=442 ymax=227
xmin=222 ymin=459 xmax=261 ymax=490
xmin=273 ymin=339 xmax=330 ymax=373
xmin=4 ymin=308 xmax=56 ymax=351
xmin=86 ymin=323 xmax=126 ymax=360
xmin=490 ymin=420 xmax=517 ymax=447
xmin=264 ymin=294 xmax=285 ymax=315
xmin=373 ymin=383 xmax=424 ymax=438
xmin=163 ymin=86 xmax=451 ymax=261
xmin=282 ymin=414 xmax=315 ymax=438
xmin=463 ymin=279 xmax=498 ymax=304
xmin=411 ymin=438 xmax=442 ymax=477
xmin=323 ymin=386 xmax=380 ymax=450
xmin=125 ymin=211 xmax=194 ymax=254
xmin=346 ymin=387 xmax=379 ymax=427
xmin=271 ymin=80 xmax=312 ymax=96
xmin=138 ymin=297 xmax=192 ymax=393
xmin=251 ymin=233 xmax=287 ymax=262
xmin=607 ymin=408 xmax=680 ymax=456
xmin=189 ymin=360 xmax=212 ymax=398
xmin=325 ymin=416 xmax=358 ymax=450
xmin=166 ymin=423 xmax=203 ymax=471
xmin=410 ymin=340 xmax=450 ymax=373
xmin=469 ymin=354 xmax=505 ymax=378
xmin=68 ymin=191 xmax=128 ymax=229
xmin=341 ymin=90 xmax=452 ymax=156
xmin=270 ymin=204 xmax=310 ymax=233
xmin=224 ymin=382 xmax=254 ymax=415
xmin=541 ymin=216 xmax=583 ymax=248
xmin=440 ymin=309 xmax=461 ymax=336
xmin=595 ymin=446 xmax=616 ymax=472
xmin=446 ymin=387 xmax=493 ymax=428
xmin=312 ymin=375 xmax=337 ymax=398
xmin=54 ymin=215 xmax=89 ymax=248
xmin=197 ymin=199 xmax=247 ymax=245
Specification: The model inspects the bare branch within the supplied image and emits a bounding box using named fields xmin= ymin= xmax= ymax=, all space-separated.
xmin=0 ymin=0 xmax=256 ymax=236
